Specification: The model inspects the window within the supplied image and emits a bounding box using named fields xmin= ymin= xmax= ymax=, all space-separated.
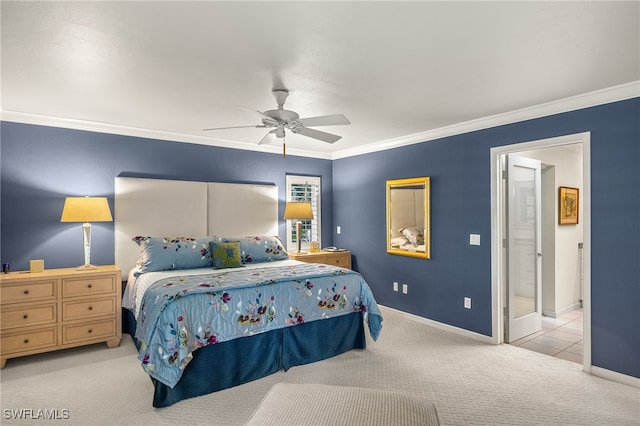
xmin=286 ymin=175 xmax=321 ymax=251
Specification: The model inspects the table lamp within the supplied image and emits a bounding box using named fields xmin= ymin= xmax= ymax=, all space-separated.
xmin=283 ymin=201 xmax=314 ymax=254
xmin=61 ymin=196 xmax=113 ymax=270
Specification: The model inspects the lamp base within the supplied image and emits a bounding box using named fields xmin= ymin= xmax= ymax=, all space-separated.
xmin=76 ymin=264 xmax=98 ymax=271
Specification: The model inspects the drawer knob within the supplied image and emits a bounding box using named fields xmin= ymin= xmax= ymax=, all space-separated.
xmin=87 ymin=284 xmax=93 ymax=289
xmin=23 ymin=289 xmax=29 ymax=295
xmin=88 ymin=329 xmax=93 ymax=334
xmin=88 ymin=306 xmax=93 ymax=311
xmin=23 ymin=339 xmax=29 ymax=344
xmin=23 ymin=314 xmax=29 ymax=319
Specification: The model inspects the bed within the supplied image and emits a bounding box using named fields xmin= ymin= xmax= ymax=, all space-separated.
xmin=115 ymin=177 xmax=383 ymax=407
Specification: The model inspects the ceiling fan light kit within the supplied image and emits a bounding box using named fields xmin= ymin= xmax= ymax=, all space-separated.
xmin=204 ymin=88 xmax=350 ymax=156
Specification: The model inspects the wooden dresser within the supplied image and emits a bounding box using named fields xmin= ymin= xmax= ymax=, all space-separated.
xmin=0 ymin=265 xmax=121 ymax=368
xmin=289 ymin=250 xmax=352 ymax=270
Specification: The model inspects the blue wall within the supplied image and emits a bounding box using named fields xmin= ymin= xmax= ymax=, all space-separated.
xmin=0 ymin=123 xmax=333 ymax=271
xmin=1 ymin=97 xmax=638 ymax=379
xmin=333 ymin=98 xmax=639 ymax=379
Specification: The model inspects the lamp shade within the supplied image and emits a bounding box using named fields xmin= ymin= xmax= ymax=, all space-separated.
xmin=283 ymin=202 xmax=314 ymax=220
xmin=61 ymin=197 xmax=113 ymax=222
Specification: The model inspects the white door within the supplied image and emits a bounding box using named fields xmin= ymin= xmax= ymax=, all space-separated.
xmin=506 ymin=154 xmax=542 ymax=342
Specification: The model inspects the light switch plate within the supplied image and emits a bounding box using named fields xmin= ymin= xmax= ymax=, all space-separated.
xmin=469 ymin=234 xmax=481 ymax=246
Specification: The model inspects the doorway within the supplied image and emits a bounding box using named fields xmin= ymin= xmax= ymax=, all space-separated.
xmin=490 ymin=132 xmax=591 ymax=373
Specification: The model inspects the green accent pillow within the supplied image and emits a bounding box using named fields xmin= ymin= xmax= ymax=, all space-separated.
xmin=210 ymin=241 xmax=243 ymax=269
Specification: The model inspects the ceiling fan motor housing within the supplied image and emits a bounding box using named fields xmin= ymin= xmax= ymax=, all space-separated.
xmin=262 ymin=109 xmax=301 ymax=136
xmin=262 ymin=109 xmax=300 ymax=121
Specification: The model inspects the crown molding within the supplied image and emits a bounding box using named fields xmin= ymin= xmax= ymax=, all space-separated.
xmin=0 ymin=111 xmax=333 ymax=160
xmin=331 ymin=81 xmax=640 ymax=159
xmin=2 ymin=81 xmax=637 ymax=161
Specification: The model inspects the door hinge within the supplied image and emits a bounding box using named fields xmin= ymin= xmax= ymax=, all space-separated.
xmin=502 ymin=170 xmax=508 ymax=180
xmin=502 ymin=238 xmax=508 ymax=248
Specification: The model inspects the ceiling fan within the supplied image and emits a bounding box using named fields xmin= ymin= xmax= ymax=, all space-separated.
xmin=203 ymin=89 xmax=350 ymax=153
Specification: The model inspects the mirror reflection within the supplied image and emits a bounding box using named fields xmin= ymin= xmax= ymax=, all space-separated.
xmin=386 ymin=177 xmax=430 ymax=259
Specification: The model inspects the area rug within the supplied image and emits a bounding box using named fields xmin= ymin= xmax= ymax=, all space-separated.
xmin=245 ymin=382 xmax=440 ymax=426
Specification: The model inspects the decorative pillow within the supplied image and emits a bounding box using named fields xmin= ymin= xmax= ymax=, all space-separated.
xmin=222 ymin=236 xmax=288 ymax=264
xmin=399 ymin=227 xmax=424 ymax=246
xmin=132 ymin=236 xmax=214 ymax=273
xmin=210 ymin=241 xmax=243 ymax=269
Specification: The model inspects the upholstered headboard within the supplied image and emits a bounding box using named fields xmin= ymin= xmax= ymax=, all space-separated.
xmin=114 ymin=177 xmax=278 ymax=280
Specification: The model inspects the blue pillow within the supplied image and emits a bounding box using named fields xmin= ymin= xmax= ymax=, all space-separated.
xmin=133 ymin=236 xmax=215 ymax=273
xmin=221 ymin=236 xmax=288 ymax=264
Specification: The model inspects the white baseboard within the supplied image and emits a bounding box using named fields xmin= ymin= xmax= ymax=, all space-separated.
xmin=591 ymin=366 xmax=640 ymax=389
xmin=379 ymin=305 xmax=494 ymax=344
xmin=543 ymin=302 xmax=583 ymax=318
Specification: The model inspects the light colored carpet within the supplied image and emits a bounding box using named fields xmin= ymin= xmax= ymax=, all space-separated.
xmin=245 ymin=383 xmax=440 ymax=425
xmin=1 ymin=306 xmax=638 ymax=425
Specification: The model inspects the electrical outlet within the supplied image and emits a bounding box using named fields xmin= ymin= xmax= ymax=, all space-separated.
xmin=402 ymin=284 xmax=408 ymax=294
xmin=464 ymin=297 xmax=472 ymax=309
xmin=393 ymin=282 xmax=398 ymax=292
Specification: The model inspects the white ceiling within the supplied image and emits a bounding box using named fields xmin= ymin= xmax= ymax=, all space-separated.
xmin=2 ymin=1 xmax=639 ymax=159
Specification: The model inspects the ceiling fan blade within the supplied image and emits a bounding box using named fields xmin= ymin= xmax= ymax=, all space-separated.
xmin=203 ymin=125 xmax=266 ymax=131
xmin=296 ymin=127 xmax=342 ymax=144
xmin=238 ymin=106 xmax=278 ymax=123
xmin=258 ymin=130 xmax=277 ymax=145
xmin=296 ymin=114 xmax=350 ymax=127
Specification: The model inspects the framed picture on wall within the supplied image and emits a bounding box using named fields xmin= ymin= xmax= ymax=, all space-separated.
xmin=559 ymin=186 xmax=579 ymax=225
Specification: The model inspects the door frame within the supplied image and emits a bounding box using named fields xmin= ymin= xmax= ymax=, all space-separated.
xmin=490 ymin=132 xmax=591 ymax=374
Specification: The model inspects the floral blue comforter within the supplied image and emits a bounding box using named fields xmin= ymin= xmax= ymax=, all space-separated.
xmin=135 ymin=263 xmax=383 ymax=388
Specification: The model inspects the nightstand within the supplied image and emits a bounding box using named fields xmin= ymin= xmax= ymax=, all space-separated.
xmin=289 ymin=250 xmax=352 ymax=269
xmin=0 ymin=265 xmax=121 ymax=368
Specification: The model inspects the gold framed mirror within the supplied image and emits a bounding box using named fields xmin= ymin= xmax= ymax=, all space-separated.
xmin=386 ymin=177 xmax=430 ymax=259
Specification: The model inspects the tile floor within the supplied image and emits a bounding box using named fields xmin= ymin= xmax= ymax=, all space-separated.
xmin=509 ymin=308 xmax=583 ymax=364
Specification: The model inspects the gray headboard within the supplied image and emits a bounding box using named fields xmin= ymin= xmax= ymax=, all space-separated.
xmin=114 ymin=177 xmax=278 ymax=280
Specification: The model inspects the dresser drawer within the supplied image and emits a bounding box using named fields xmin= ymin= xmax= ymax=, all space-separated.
xmin=289 ymin=250 xmax=352 ymax=269
xmin=1 ymin=327 xmax=58 ymax=354
xmin=324 ymin=254 xmax=350 ymax=268
xmin=63 ymin=319 xmax=116 ymax=345
xmin=1 ymin=280 xmax=57 ymax=304
xmin=62 ymin=275 xmax=116 ymax=298
xmin=300 ymin=255 xmax=328 ymax=264
xmin=1 ymin=303 xmax=57 ymax=330
xmin=62 ymin=297 xmax=116 ymax=321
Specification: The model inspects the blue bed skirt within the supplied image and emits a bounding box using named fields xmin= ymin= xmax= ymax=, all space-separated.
xmin=123 ymin=308 xmax=366 ymax=407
